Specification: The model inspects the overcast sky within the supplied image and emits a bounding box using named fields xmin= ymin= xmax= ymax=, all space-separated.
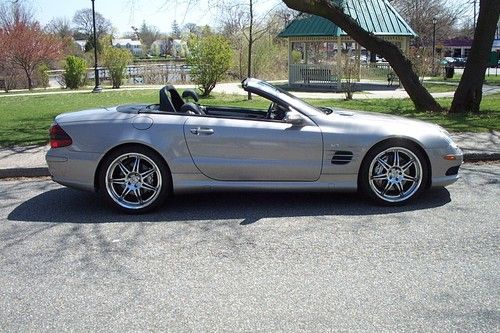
xmin=30 ymin=0 xmax=281 ymax=36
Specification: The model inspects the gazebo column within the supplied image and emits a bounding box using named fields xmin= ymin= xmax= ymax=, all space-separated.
xmin=304 ymin=42 xmax=309 ymax=64
xmin=288 ymin=39 xmax=293 ymax=86
xmin=337 ymin=35 xmax=342 ymax=90
xmin=355 ymin=41 xmax=361 ymax=82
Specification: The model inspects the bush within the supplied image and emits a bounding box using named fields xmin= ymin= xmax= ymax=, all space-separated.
xmin=37 ymin=64 xmax=50 ymax=89
xmin=188 ymin=35 xmax=232 ymax=96
xmin=63 ymin=56 xmax=87 ymax=89
xmin=102 ymin=47 xmax=133 ymax=89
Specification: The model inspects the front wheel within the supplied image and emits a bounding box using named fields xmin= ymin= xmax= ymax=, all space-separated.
xmin=359 ymin=141 xmax=429 ymax=205
xmin=99 ymin=146 xmax=170 ymax=213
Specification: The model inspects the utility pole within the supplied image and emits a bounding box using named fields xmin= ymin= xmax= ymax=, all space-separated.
xmin=432 ymin=17 xmax=437 ymax=75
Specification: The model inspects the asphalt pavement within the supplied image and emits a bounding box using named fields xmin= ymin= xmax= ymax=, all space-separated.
xmin=0 ymin=163 xmax=499 ymax=331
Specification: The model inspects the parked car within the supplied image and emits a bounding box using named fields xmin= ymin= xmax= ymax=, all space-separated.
xmin=453 ymin=57 xmax=467 ymax=67
xmin=440 ymin=57 xmax=456 ymax=66
xmin=46 ymin=78 xmax=463 ymax=213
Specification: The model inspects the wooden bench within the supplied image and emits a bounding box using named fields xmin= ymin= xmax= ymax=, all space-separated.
xmin=387 ymin=72 xmax=400 ymax=86
xmin=300 ymin=68 xmax=338 ymax=86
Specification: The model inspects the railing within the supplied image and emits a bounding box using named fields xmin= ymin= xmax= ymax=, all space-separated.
xmin=48 ymin=63 xmax=191 ymax=87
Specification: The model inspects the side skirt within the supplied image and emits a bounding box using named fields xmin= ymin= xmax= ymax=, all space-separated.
xmin=171 ymin=173 xmax=358 ymax=194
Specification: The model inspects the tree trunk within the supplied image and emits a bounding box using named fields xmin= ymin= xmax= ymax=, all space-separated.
xmin=282 ymin=0 xmax=442 ymax=112
xmin=23 ymin=67 xmax=33 ymax=90
xmin=450 ymin=0 xmax=500 ymax=114
xmin=247 ymin=0 xmax=254 ymax=101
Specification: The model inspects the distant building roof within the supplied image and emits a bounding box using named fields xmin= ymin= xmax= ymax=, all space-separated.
xmin=443 ymin=38 xmax=473 ymax=47
xmin=112 ymin=38 xmax=142 ymax=46
xmin=278 ymin=0 xmax=416 ymax=38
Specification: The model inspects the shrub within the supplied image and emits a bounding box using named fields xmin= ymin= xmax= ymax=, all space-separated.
xmin=37 ymin=64 xmax=50 ymax=89
xmin=102 ymin=47 xmax=133 ymax=89
xmin=188 ymin=35 xmax=232 ymax=96
xmin=63 ymin=56 xmax=87 ymax=89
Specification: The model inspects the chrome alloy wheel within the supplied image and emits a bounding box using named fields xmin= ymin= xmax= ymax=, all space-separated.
xmin=368 ymin=147 xmax=423 ymax=203
xmin=105 ymin=153 xmax=162 ymax=210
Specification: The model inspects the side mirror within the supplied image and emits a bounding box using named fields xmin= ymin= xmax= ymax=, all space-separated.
xmin=283 ymin=110 xmax=305 ymax=126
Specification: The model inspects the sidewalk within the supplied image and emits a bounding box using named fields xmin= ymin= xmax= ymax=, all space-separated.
xmin=0 ymin=131 xmax=498 ymax=179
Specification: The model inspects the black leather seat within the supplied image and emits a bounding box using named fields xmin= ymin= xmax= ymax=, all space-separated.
xmin=180 ymin=102 xmax=204 ymax=115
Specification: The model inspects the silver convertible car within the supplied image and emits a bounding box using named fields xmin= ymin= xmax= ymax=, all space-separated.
xmin=46 ymin=78 xmax=463 ymax=213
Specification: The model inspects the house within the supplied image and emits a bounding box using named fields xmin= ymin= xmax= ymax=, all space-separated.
xmin=112 ymin=38 xmax=143 ymax=56
xmin=442 ymin=38 xmax=473 ymax=58
xmin=74 ymin=40 xmax=87 ymax=52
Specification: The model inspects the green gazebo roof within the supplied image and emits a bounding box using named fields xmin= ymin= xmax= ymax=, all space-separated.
xmin=278 ymin=0 xmax=416 ymax=38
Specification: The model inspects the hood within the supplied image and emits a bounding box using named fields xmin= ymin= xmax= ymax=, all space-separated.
xmin=328 ymin=109 xmax=439 ymax=131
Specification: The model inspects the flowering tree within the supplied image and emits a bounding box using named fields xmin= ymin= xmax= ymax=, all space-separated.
xmin=1 ymin=23 xmax=62 ymax=89
xmin=0 ymin=3 xmax=62 ymax=90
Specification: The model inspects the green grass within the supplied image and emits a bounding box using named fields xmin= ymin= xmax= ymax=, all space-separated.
xmin=421 ymin=82 xmax=456 ymax=93
xmin=430 ymin=73 xmax=500 ymax=86
xmin=0 ymin=90 xmax=156 ymax=147
xmin=0 ymin=89 xmax=499 ymax=147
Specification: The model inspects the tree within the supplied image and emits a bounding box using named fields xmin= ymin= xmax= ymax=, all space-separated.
xmin=102 ymin=46 xmax=133 ymax=89
xmin=282 ymin=0 xmax=442 ymax=112
xmin=72 ymin=8 xmax=111 ymax=45
xmin=171 ymin=20 xmax=181 ymax=39
xmin=391 ymin=0 xmax=469 ymax=47
xmin=135 ymin=21 xmax=160 ymax=51
xmin=218 ymin=0 xmax=277 ymax=100
xmin=187 ymin=34 xmax=233 ymax=96
xmin=183 ymin=23 xmax=202 ymax=37
xmin=45 ymin=17 xmax=73 ymax=39
xmin=450 ymin=0 xmax=500 ymax=113
xmin=0 ymin=2 xmax=62 ymax=90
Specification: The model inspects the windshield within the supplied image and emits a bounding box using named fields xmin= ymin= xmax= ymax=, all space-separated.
xmin=253 ymin=80 xmax=331 ymax=115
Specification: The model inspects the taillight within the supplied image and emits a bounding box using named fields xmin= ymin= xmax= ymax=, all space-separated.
xmin=49 ymin=123 xmax=72 ymax=148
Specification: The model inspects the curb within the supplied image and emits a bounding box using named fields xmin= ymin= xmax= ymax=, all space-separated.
xmin=0 ymin=153 xmax=498 ymax=179
xmin=0 ymin=167 xmax=50 ymax=179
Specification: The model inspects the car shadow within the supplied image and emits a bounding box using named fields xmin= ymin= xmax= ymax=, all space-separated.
xmin=8 ymin=187 xmax=451 ymax=225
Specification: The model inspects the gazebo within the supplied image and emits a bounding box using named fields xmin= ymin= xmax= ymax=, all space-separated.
xmin=278 ymin=0 xmax=416 ymax=89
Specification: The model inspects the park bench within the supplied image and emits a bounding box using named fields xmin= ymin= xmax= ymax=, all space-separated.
xmin=300 ymin=67 xmax=338 ymax=86
xmin=387 ymin=72 xmax=400 ymax=86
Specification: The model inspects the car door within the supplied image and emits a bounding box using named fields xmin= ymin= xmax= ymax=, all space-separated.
xmin=183 ymin=115 xmax=323 ymax=181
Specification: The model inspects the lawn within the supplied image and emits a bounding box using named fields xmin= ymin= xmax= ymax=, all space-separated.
xmin=0 ymin=89 xmax=498 ymax=147
xmin=430 ymin=73 xmax=500 ymax=86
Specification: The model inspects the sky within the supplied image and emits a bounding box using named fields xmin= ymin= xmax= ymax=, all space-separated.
xmin=29 ymin=0 xmax=280 ymax=36
xmin=31 ymin=0 xmax=215 ymax=35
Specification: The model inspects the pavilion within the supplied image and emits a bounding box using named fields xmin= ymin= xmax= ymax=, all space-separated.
xmin=278 ymin=0 xmax=416 ymax=89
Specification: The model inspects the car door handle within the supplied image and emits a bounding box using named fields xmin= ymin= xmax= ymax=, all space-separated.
xmin=190 ymin=127 xmax=214 ymax=135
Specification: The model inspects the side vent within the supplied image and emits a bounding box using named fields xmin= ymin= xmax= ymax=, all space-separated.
xmin=331 ymin=151 xmax=353 ymax=165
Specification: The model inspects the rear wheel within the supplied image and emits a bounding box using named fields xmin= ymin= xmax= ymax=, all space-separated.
xmin=359 ymin=141 xmax=429 ymax=205
xmin=99 ymin=146 xmax=170 ymax=213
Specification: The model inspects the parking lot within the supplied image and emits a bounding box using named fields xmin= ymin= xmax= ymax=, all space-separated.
xmin=0 ymin=163 xmax=499 ymax=331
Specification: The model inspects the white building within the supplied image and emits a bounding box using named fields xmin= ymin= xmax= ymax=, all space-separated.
xmin=112 ymin=39 xmax=143 ymax=56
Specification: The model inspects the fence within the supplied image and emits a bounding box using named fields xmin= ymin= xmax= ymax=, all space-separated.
xmin=48 ymin=63 xmax=191 ymax=88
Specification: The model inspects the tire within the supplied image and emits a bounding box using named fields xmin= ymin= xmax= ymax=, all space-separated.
xmin=359 ymin=140 xmax=429 ymax=205
xmin=98 ymin=145 xmax=170 ymax=213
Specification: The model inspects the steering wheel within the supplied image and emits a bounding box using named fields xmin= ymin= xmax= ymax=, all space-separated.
xmin=266 ymin=102 xmax=276 ymax=119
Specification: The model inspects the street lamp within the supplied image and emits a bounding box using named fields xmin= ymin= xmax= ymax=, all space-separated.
xmin=432 ymin=17 xmax=437 ymax=75
xmin=91 ymin=0 xmax=102 ymax=93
